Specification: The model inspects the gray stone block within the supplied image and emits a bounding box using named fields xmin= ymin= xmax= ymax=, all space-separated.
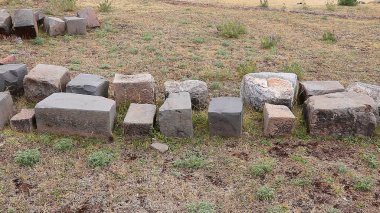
xmin=299 ymin=81 xmax=345 ymax=103
xmin=263 ymin=103 xmax=295 ymax=137
xmin=77 ymin=7 xmax=100 ymax=28
xmin=44 ymin=17 xmax=65 ymax=36
xmin=64 ymin=16 xmax=86 ymax=35
xmin=66 ymin=73 xmax=109 ymax=97
xmin=34 ymin=11 xmax=45 ymax=26
xmin=35 ymin=93 xmax=116 ymax=137
xmin=164 ymin=80 xmax=208 ymax=109
xmin=0 ymin=10 xmax=12 ymax=35
xmin=0 ymin=64 xmax=27 ymax=95
xmin=10 ymin=109 xmax=36 ymax=132
xmin=159 ymin=92 xmax=193 ymax=137
xmin=23 ymin=64 xmax=70 ymax=102
xmin=0 ymin=92 xmax=14 ymax=130
xmin=123 ymin=103 xmax=156 ymax=136
xmin=208 ymin=97 xmax=243 ymax=137
xmin=13 ymin=9 xmax=38 ymax=39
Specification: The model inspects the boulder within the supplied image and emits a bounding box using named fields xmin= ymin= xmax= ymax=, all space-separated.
xmin=44 ymin=17 xmax=65 ymax=36
xmin=0 ymin=9 xmax=12 ymax=35
xmin=0 ymin=64 xmax=27 ymax=95
xmin=10 ymin=109 xmax=36 ymax=132
xmin=263 ymin=103 xmax=295 ymax=137
xmin=123 ymin=103 xmax=156 ymax=137
xmin=77 ymin=7 xmax=100 ymax=28
xmin=113 ymin=73 xmax=155 ymax=105
xmin=64 ymin=16 xmax=86 ymax=35
xmin=66 ymin=73 xmax=109 ymax=97
xmin=164 ymin=80 xmax=208 ymax=109
xmin=13 ymin=9 xmax=38 ymax=39
xmin=304 ymin=92 xmax=378 ymax=137
xmin=159 ymin=92 xmax=193 ymax=138
xmin=0 ymin=91 xmax=14 ymax=130
xmin=35 ymin=93 xmax=116 ymax=137
xmin=240 ymin=72 xmax=298 ymax=111
xmin=347 ymin=82 xmax=380 ymax=122
xmin=299 ymin=81 xmax=345 ymax=103
xmin=208 ymin=97 xmax=243 ymax=137
xmin=23 ymin=64 xmax=70 ymax=102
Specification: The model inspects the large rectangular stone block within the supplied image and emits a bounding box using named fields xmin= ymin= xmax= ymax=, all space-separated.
xmin=44 ymin=17 xmax=65 ymax=36
xmin=0 ymin=9 xmax=12 ymax=35
xmin=159 ymin=92 xmax=193 ymax=137
xmin=0 ymin=92 xmax=14 ymax=130
xmin=123 ymin=103 xmax=156 ymax=137
xmin=64 ymin=16 xmax=86 ymax=35
xmin=66 ymin=73 xmax=109 ymax=97
xmin=13 ymin=9 xmax=38 ymax=39
xmin=263 ymin=103 xmax=295 ymax=137
xmin=299 ymin=81 xmax=345 ymax=103
xmin=0 ymin=64 xmax=27 ymax=95
xmin=35 ymin=93 xmax=116 ymax=138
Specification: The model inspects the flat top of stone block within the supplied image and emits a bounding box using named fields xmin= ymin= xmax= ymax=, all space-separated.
xmin=246 ymin=72 xmax=298 ymax=87
xmin=13 ymin=9 xmax=35 ymax=27
xmin=27 ymin=64 xmax=68 ymax=81
xmin=46 ymin=16 xmax=64 ymax=22
xmin=0 ymin=9 xmax=10 ymax=19
xmin=68 ymin=73 xmax=108 ymax=86
xmin=264 ymin=103 xmax=295 ymax=118
xmin=64 ymin=16 xmax=86 ymax=21
xmin=165 ymin=80 xmax=207 ymax=94
xmin=208 ymin=97 xmax=243 ymax=114
xmin=0 ymin=91 xmax=11 ymax=99
xmin=113 ymin=73 xmax=154 ymax=84
xmin=160 ymin=92 xmax=191 ymax=111
xmin=124 ymin=103 xmax=156 ymax=124
xmin=347 ymin=82 xmax=380 ymax=102
xmin=300 ymin=81 xmax=344 ymax=93
xmin=11 ymin=109 xmax=35 ymax=120
xmin=35 ymin=93 xmax=115 ymax=112
xmin=306 ymin=92 xmax=376 ymax=110
xmin=0 ymin=64 xmax=26 ymax=73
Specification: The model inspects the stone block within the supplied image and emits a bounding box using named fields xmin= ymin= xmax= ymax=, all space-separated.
xmin=23 ymin=64 xmax=70 ymax=102
xmin=64 ymin=16 xmax=86 ymax=35
xmin=34 ymin=11 xmax=45 ymax=26
xmin=347 ymin=82 xmax=380 ymax=122
xmin=0 ymin=9 xmax=12 ymax=35
xmin=263 ymin=103 xmax=295 ymax=137
xmin=66 ymin=73 xmax=109 ymax=97
xmin=304 ymin=92 xmax=378 ymax=137
xmin=123 ymin=103 xmax=156 ymax=136
xmin=164 ymin=80 xmax=208 ymax=109
xmin=0 ymin=55 xmax=16 ymax=65
xmin=113 ymin=73 xmax=155 ymax=105
xmin=13 ymin=9 xmax=38 ymax=39
xmin=0 ymin=64 xmax=27 ymax=95
xmin=35 ymin=93 xmax=116 ymax=137
xmin=299 ymin=81 xmax=345 ymax=103
xmin=44 ymin=17 xmax=65 ymax=36
xmin=159 ymin=92 xmax=193 ymax=137
xmin=10 ymin=109 xmax=36 ymax=132
xmin=77 ymin=7 xmax=100 ymax=28
xmin=0 ymin=92 xmax=14 ymax=130
xmin=208 ymin=97 xmax=243 ymax=137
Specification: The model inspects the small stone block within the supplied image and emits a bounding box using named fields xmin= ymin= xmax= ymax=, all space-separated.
xmin=113 ymin=73 xmax=155 ymax=105
xmin=77 ymin=7 xmax=100 ymax=28
xmin=44 ymin=17 xmax=65 ymax=36
xmin=0 ymin=10 xmax=12 ymax=35
xmin=66 ymin=73 xmax=109 ymax=97
xmin=123 ymin=103 xmax=156 ymax=136
xmin=208 ymin=97 xmax=243 ymax=137
xmin=159 ymin=92 xmax=193 ymax=138
xmin=64 ymin=16 xmax=86 ymax=35
xmin=13 ymin=9 xmax=38 ymax=39
xmin=35 ymin=93 xmax=116 ymax=137
xmin=23 ymin=64 xmax=70 ymax=102
xmin=263 ymin=103 xmax=295 ymax=137
xmin=164 ymin=80 xmax=208 ymax=109
xmin=10 ymin=109 xmax=36 ymax=132
xmin=0 ymin=64 xmax=27 ymax=95
xmin=299 ymin=81 xmax=345 ymax=103
xmin=0 ymin=91 xmax=14 ymax=130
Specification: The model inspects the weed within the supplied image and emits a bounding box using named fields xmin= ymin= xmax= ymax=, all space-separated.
xmin=221 ymin=40 xmax=231 ymax=47
xmin=96 ymin=22 xmax=117 ymax=38
xmin=142 ymin=32 xmax=153 ymax=41
xmin=260 ymin=0 xmax=269 ymax=7
xmin=261 ymin=35 xmax=280 ymax=49
xmin=99 ymin=64 xmax=111 ymax=69
xmin=322 ymin=32 xmax=337 ymax=44
xmin=236 ymin=61 xmax=256 ymax=77
xmin=217 ymin=21 xmax=247 ymax=38
xmin=249 ymin=158 xmax=275 ymax=177
xmin=88 ymin=150 xmax=114 ymax=169
xmin=192 ymin=37 xmax=205 ymax=44
xmin=326 ymin=0 xmax=336 ymax=11
xmin=173 ymin=152 xmax=208 ymax=169
xmin=336 ymin=164 xmax=348 ymax=173
xmin=15 ymin=149 xmax=40 ymax=167
xmin=282 ymin=62 xmax=305 ymax=78
xmin=99 ymin=0 xmax=112 ymax=12
xmin=209 ymin=82 xmax=222 ymax=90
xmin=63 ymin=35 xmax=73 ymax=42
xmin=326 ymin=207 xmax=342 ymax=213
xmin=338 ymin=0 xmax=358 ymax=6
xmin=214 ymin=61 xmax=224 ymax=68
xmin=290 ymin=154 xmax=308 ymax=164
xmin=267 ymin=205 xmax=288 ymax=213
xmin=362 ymin=153 xmax=379 ymax=169
xmin=68 ymin=63 xmax=80 ymax=71
xmin=54 ymin=138 xmax=74 ymax=152
xmin=255 ymin=185 xmax=275 ymax=201
xmin=353 ymin=178 xmax=374 ymax=192
xmin=292 ymin=177 xmax=312 ymax=187
xmin=216 ymin=49 xmax=227 ymax=57
xmin=31 ymin=37 xmax=44 ymax=45
xmin=186 ymin=202 xmax=216 ymax=213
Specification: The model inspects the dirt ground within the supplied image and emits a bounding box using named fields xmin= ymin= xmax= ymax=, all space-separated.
xmin=0 ymin=0 xmax=380 ymax=212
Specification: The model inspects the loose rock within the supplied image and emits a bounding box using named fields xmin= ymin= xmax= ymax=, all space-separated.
xmin=151 ymin=142 xmax=169 ymax=153
xmin=0 ymin=64 xmax=27 ymax=95
xmin=44 ymin=17 xmax=65 ymax=36
xmin=299 ymin=81 xmax=345 ymax=103
xmin=10 ymin=109 xmax=36 ymax=133
xmin=77 ymin=7 xmax=100 ymax=28
xmin=13 ymin=9 xmax=38 ymax=39
xmin=164 ymin=80 xmax=208 ymax=109
xmin=0 ymin=9 xmax=12 ymax=35
xmin=123 ymin=103 xmax=156 ymax=137
xmin=0 ymin=91 xmax=14 ymax=130
xmin=0 ymin=55 xmax=16 ymax=65
xmin=66 ymin=73 xmax=109 ymax=97
xmin=263 ymin=103 xmax=295 ymax=137
xmin=64 ymin=16 xmax=86 ymax=35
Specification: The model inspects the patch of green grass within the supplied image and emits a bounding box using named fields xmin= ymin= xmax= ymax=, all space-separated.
xmin=255 ymin=185 xmax=275 ymax=201
xmin=221 ymin=40 xmax=231 ymax=47
xmin=214 ymin=61 xmax=224 ymax=68
xmin=142 ymin=32 xmax=153 ymax=41
xmin=290 ymin=154 xmax=308 ymax=164
xmin=217 ymin=21 xmax=247 ymax=38
xmin=362 ymin=153 xmax=379 ymax=169
xmin=88 ymin=150 xmax=114 ymax=169
xmin=353 ymin=178 xmax=374 ymax=192
xmin=193 ymin=111 xmax=208 ymax=135
xmin=259 ymin=0 xmax=269 ymax=7
xmin=31 ymin=37 xmax=44 ymax=45
xmin=322 ymin=31 xmax=337 ymax=44
xmin=236 ymin=61 xmax=256 ymax=77
xmin=54 ymin=138 xmax=74 ymax=152
xmin=68 ymin=63 xmax=80 ymax=71
xmin=47 ymin=0 xmax=77 ymax=12
xmin=326 ymin=207 xmax=342 ymax=213
xmin=99 ymin=64 xmax=111 ymax=69
xmin=99 ymin=0 xmax=112 ymax=12
xmin=173 ymin=152 xmax=208 ymax=169
xmin=291 ymin=177 xmax=312 ymax=187
xmin=209 ymin=82 xmax=222 ymax=90
xmin=129 ymin=47 xmax=138 ymax=55
xmin=186 ymin=202 xmax=216 ymax=213
xmin=63 ymin=35 xmax=73 ymax=42
xmin=95 ymin=22 xmax=117 ymax=38
xmin=282 ymin=62 xmax=305 ymax=78
xmin=267 ymin=205 xmax=288 ymax=213
xmin=15 ymin=149 xmax=40 ymax=167
xmin=325 ymin=0 xmax=336 ymax=11
xmin=40 ymin=134 xmax=54 ymax=145
xmin=192 ymin=37 xmax=205 ymax=44
xmin=336 ymin=164 xmax=348 ymax=173
xmin=249 ymin=158 xmax=275 ymax=177
xmin=338 ymin=0 xmax=358 ymax=6
xmin=261 ymin=35 xmax=280 ymax=49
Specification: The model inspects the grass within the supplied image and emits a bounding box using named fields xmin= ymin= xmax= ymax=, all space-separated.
xmin=266 ymin=206 xmax=288 ymax=213
xmin=255 ymin=186 xmax=276 ymax=201
xmin=54 ymin=138 xmax=74 ymax=152
xmin=31 ymin=37 xmax=44 ymax=45
xmin=217 ymin=21 xmax=246 ymax=38
xmin=192 ymin=37 xmax=205 ymax=44
xmin=361 ymin=153 xmax=379 ymax=169
xmin=259 ymin=0 xmax=269 ymax=8
xmin=236 ymin=61 xmax=256 ymax=77
xmin=186 ymin=202 xmax=216 ymax=213
xmin=326 ymin=207 xmax=342 ymax=213
xmin=249 ymin=158 xmax=275 ymax=177
xmin=322 ymin=31 xmax=337 ymax=44
xmin=173 ymin=152 xmax=208 ymax=169
xmin=336 ymin=164 xmax=348 ymax=173
xmin=261 ymin=35 xmax=280 ymax=49
xmin=47 ymin=0 xmax=77 ymax=12
xmin=15 ymin=149 xmax=40 ymax=167
xmin=99 ymin=0 xmax=112 ymax=12
xmin=282 ymin=62 xmax=305 ymax=78
xmin=325 ymin=0 xmax=336 ymax=11
xmin=338 ymin=0 xmax=358 ymax=6
xmin=88 ymin=150 xmax=114 ymax=169
xmin=353 ymin=178 xmax=374 ymax=192
xmin=142 ymin=32 xmax=153 ymax=41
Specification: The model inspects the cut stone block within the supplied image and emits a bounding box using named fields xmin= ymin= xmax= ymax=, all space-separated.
xmin=34 ymin=11 xmax=45 ymax=26
xmin=159 ymin=92 xmax=193 ymax=138
xmin=208 ymin=97 xmax=243 ymax=137
xmin=10 ymin=109 xmax=36 ymax=132
xmin=164 ymin=80 xmax=208 ymax=109
xmin=263 ymin=103 xmax=295 ymax=137
xmin=240 ymin=72 xmax=298 ymax=111
xmin=0 ymin=92 xmax=14 ymax=130
xmin=23 ymin=64 xmax=70 ymax=102
xmin=299 ymin=81 xmax=345 ymax=103
xmin=0 ymin=9 xmax=12 ymax=35
xmin=44 ymin=17 xmax=65 ymax=36
xmin=35 ymin=93 xmax=116 ymax=137
xmin=64 ymin=16 xmax=86 ymax=35
xmin=304 ymin=92 xmax=378 ymax=137
xmin=0 ymin=64 xmax=27 ymax=95
xmin=123 ymin=103 xmax=156 ymax=136
xmin=113 ymin=73 xmax=155 ymax=105
xmin=77 ymin=7 xmax=100 ymax=28
xmin=13 ymin=9 xmax=38 ymax=39
xmin=66 ymin=73 xmax=109 ymax=97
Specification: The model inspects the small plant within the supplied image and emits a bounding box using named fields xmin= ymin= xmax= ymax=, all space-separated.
xmin=15 ymin=149 xmax=40 ymax=167
xmin=255 ymin=185 xmax=275 ymax=201
xmin=326 ymin=207 xmax=342 ymax=213
xmin=99 ymin=0 xmax=112 ymax=12
xmin=186 ymin=202 xmax=216 ymax=213
xmin=326 ymin=0 xmax=336 ymax=11
xmin=209 ymin=82 xmax=222 ymax=90
xmin=260 ymin=0 xmax=269 ymax=7
xmin=173 ymin=152 xmax=208 ymax=169
xmin=338 ymin=0 xmax=358 ymax=6
xmin=249 ymin=158 xmax=274 ymax=177
xmin=54 ymin=138 xmax=74 ymax=152
xmin=353 ymin=178 xmax=374 ymax=192
xmin=362 ymin=153 xmax=379 ymax=169
xmin=261 ymin=35 xmax=280 ymax=49
xmin=282 ymin=62 xmax=305 ymax=78
xmin=217 ymin=21 xmax=247 ymax=38
xmin=31 ymin=37 xmax=44 ymax=45
xmin=237 ymin=61 xmax=256 ymax=77
xmin=99 ymin=64 xmax=111 ymax=69
xmin=336 ymin=164 xmax=348 ymax=173
xmin=142 ymin=32 xmax=153 ymax=41
xmin=88 ymin=150 xmax=114 ymax=168
xmin=214 ymin=61 xmax=224 ymax=68
xmin=192 ymin=37 xmax=205 ymax=44
xmin=63 ymin=35 xmax=73 ymax=42
xmin=267 ymin=205 xmax=288 ymax=213
xmin=322 ymin=31 xmax=337 ymax=43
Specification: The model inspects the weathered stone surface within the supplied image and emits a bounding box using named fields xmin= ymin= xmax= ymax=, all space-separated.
xmin=123 ymin=103 xmax=156 ymax=136
xmin=304 ymin=92 xmax=378 ymax=137
xmin=299 ymin=81 xmax=345 ymax=103
xmin=23 ymin=64 xmax=70 ymax=102
xmin=0 ymin=92 xmax=14 ymax=130
xmin=0 ymin=55 xmax=16 ymax=65
xmin=35 ymin=93 xmax=116 ymax=137
xmin=64 ymin=17 xmax=86 ymax=35
xmin=66 ymin=73 xmax=109 ymax=97
xmin=113 ymin=73 xmax=155 ymax=105
xmin=208 ymin=97 xmax=243 ymax=137
xmin=10 ymin=109 xmax=36 ymax=132
xmin=159 ymin=92 xmax=193 ymax=137
xmin=13 ymin=9 xmax=38 ymax=39
xmin=0 ymin=64 xmax=27 ymax=95
xmin=241 ymin=72 xmax=298 ymax=111
xmin=0 ymin=9 xmax=12 ymax=35
xmin=44 ymin=17 xmax=65 ymax=36
xmin=34 ymin=11 xmax=45 ymax=26
xmin=164 ymin=80 xmax=208 ymax=109
xmin=263 ymin=103 xmax=295 ymax=137
xmin=347 ymin=82 xmax=380 ymax=122
xmin=77 ymin=7 xmax=100 ymax=28
xmin=151 ymin=142 xmax=169 ymax=153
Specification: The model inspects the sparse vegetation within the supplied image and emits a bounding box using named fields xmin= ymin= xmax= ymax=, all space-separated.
xmin=173 ymin=152 xmax=208 ymax=169
xmin=143 ymin=32 xmax=153 ymax=41
xmin=259 ymin=0 xmax=269 ymax=7
xmin=353 ymin=178 xmax=374 ymax=192
xmin=48 ymin=0 xmax=77 ymax=12
xmin=31 ymin=37 xmax=44 ymax=45
xmin=338 ymin=0 xmax=358 ymax=6
xmin=249 ymin=158 xmax=275 ymax=177
xmin=192 ymin=37 xmax=205 ymax=44
xmin=186 ymin=202 xmax=216 ymax=213
xmin=326 ymin=207 xmax=342 ymax=213
xmin=88 ymin=150 xmax=114 ymax=168
xmin=256 ymin=186 xmax=276 ymax=201
xmin=282 ymin=62 xmax=305 ymax=78
xmin=54 ymin=138 xmax=74 ymax=152
xmin=236 ymin=61 xmax=256 ymax=77
xmin=261 ymin=35 xmax=280 ymax=49
xmin=267 ymin=206 xmax=288 ymax=213
xmin=325 ymin=0 xmax=336 ymax=11
xmin=322 ymin=31 xmax=337 ymax=43
xmin=362 ymin=153 xmax=379 ymax=169
xmin=15 ymin=149 xmax=40 ymax=167
xmin=99 ymin=0 xmax=112 ymax=12
xmin=217 ymin=21 xmax=247 ymax=38
xmin=336 ymin=164 xmax=348 ymax=173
